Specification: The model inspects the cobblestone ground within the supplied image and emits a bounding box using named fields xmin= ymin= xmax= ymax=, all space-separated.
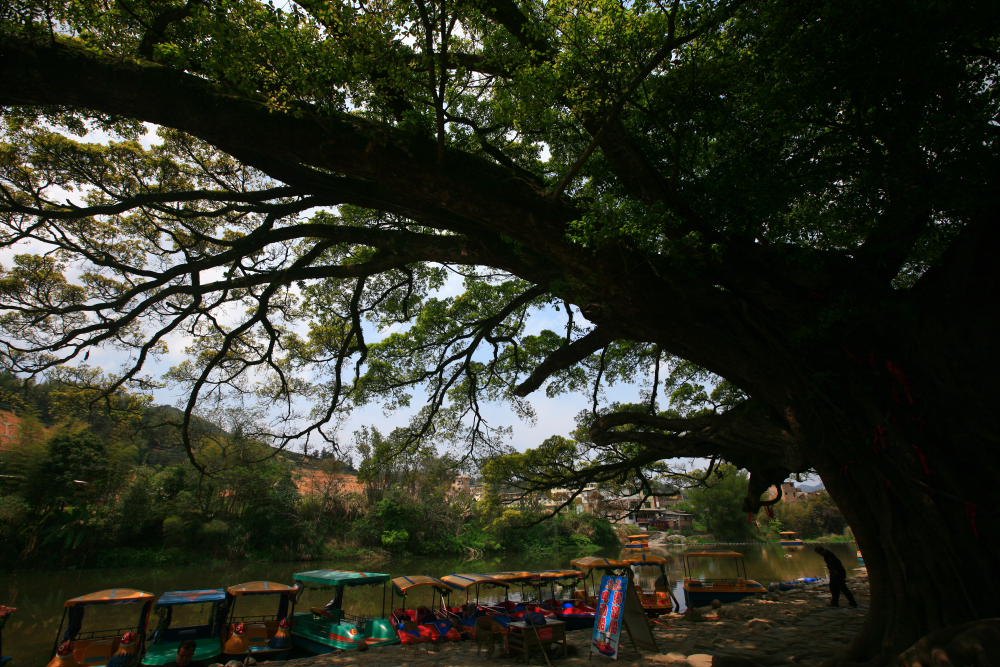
xmin=267 ymin=572 xmax=869 ymax=667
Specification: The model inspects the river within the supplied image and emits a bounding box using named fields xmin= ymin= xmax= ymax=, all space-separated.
xmin=0 ymin=542 xmax=859 ymax=665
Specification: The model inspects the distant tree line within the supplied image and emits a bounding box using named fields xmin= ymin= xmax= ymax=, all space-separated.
xmin=0 ymin=372 xmax=617 ymax=568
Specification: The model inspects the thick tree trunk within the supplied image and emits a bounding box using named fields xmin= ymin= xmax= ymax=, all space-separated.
xmin=786 ymin=221 xmax=1000 ymax=664
xmin=805 ymin=380 xmax=999 ymax=664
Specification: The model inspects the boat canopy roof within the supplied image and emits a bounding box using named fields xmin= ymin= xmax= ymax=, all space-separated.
xmin=570 ymin=557 xmax=628 ymax=571
xmin=439 ymin=573 xmax=509 ymax=591
xmin=156 ymin=589 xmax=228 ymax=606
xmin=627 ymin=534 xmax=650 ymax=540
xmin=779 ymin=531 xmax=798 ymax=536
xmin=392 ymin=575 xmax=452 ymax=596
xmin=226 ymin=581 xmax=299 ymax=596
xmin=624 ymin=553 xmax=670 ymax=566
xmin=293 ymin=570 xmax=390 ymax=588
xmin=481 ymin=571 xmax=538 ymax=582
xmin=533 ymin=569 xmax=584 ymax=581
xmin=65 ymin=589 xmax=155 ymax=607
xmin=685 ymin=550 xmax=746 ymax=559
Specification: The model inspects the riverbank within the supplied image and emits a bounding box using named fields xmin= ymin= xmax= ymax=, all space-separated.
xmin=270 ymin=570 xmax=869 ymax=666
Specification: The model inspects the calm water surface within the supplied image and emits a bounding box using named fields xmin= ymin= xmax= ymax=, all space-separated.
xmin=0 ymin=543 xmax=859 ymax=665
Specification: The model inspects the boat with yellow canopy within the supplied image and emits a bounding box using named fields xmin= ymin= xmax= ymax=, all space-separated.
xmin=779 ymin=531 xmax=806 ymax=549
xmin=682 ymin=551 xmax=766 ymax=607
xmin=48 ymin=589 xmax=155 ymax=667
xmin=531 ymin=570 xmax=594 ymax=629
xmin=439 ymin=573 xmax=512 ymax=632
xmin=625 ymin=534 xmax=651 ymax=550
xmin=478 ymin=572 xmax=559 ymax=621
xmin=569 ymin=557 xmax=630 ymax=605
xmin=390 ymin=576 xmax=461 ymax=643
xmin=624 ymin=552 xmax=678 ymax=615
xmin=223 ymin=581 xmax=299 ymax=659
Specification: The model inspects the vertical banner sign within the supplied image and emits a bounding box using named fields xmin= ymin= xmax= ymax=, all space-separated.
xmin=591 ymin=574 xmax=627 ymax=659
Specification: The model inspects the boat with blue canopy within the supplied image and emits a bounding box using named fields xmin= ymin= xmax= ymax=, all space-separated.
xmin=141 ymin=589 xmax=228 ymax=666
xmin=48 ymin=589 xmax=155 ymax=667
xmin=290 ymin=570 xmax=398 ymax=653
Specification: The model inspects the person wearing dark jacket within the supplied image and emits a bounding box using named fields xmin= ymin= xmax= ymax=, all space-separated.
xmin=814 ymin=546 xmax=858 ymax=607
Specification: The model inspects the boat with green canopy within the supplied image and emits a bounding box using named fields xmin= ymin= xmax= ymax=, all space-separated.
xmin=141 ymin=589 xmax=229 ymax=666
xmin=290 ymin=570 xmax=399 ymax=653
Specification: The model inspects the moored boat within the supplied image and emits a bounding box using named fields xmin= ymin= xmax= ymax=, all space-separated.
xmin=624 ymin=552 xmax=678 ymax=615
xmin=390 ymin=575 xmax=462 ymax=643
xmin=223 ymin=581 xmax=298 ymax=660
xmin=624 ymin=534 xmax=651 ymax=551
xmin=682 ymin=550 xmax=767 ymax=608
xmin=290 ymin=570 xmax=398 ymax=653
xmin=141 ymin=589 xmax=228 ymax=666
xmin=533 ymin=570 xmax=594 ymax=630
xmin=438 ymin=573 xmax=512 ymax=633
xmin=769 ymin=576 xmax=823 ymax=592
xmin=779 ymin=531 xmax=806 ymax=549
xmin=0 ymin=605 xmax=16 ymax=666
xmin=48 ymin=589 xmax=155 ymax=667
xmin=479 ymin=572 xmax=557 ymax=621
xmin=569 ymin=557 xmax=630 ymax=607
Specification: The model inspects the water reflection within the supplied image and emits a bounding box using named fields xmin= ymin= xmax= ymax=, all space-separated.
xmin=0 ymin=543 xmax=858 ymax=664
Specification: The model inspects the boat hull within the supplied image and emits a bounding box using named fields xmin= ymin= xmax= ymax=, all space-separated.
xmin=291 ymin=612 xmax=399 ymax=652
xmin=683 ymin=580 xmax=767 ymax=608
xmin=141 ymin=637 xmax=222 ymax=666
xmin=555 ymin=611 xmax=595 ymax=630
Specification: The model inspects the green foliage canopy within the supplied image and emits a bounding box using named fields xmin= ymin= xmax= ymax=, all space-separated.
xmin=2 ymin=1 xmax=1000 ymax=657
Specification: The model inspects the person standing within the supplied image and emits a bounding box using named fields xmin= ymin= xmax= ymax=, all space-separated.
xmin=814 ymin=546 xmax=858 ymax=608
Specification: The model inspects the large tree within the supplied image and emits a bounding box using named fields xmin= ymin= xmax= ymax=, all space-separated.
xmin=1 ymin=0 xmax=997 ymax=662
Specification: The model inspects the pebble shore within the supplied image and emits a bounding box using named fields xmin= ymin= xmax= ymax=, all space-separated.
xmin=270 ymin=571 xmax=869 ymax=667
